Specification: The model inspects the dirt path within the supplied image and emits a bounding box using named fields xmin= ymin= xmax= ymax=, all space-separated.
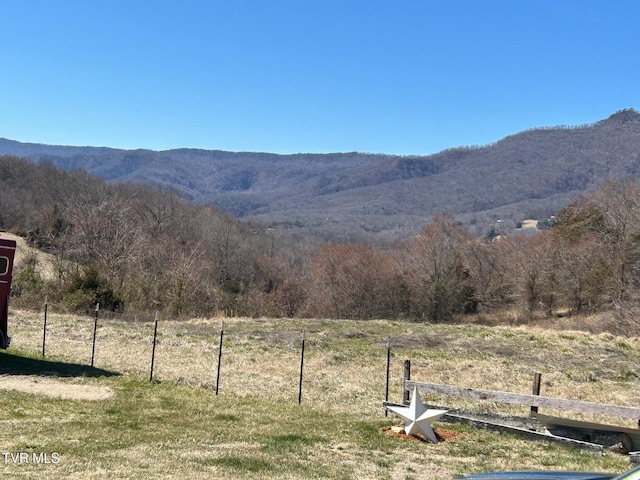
xmin=0 ymin=231 xmax=57 ymax=280
xmin=0 ymin=375 xmax=114 ymax=401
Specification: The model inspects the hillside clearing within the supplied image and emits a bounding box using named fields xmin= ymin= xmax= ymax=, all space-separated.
xmin=1 ymin=231 xmax=57 ymax=281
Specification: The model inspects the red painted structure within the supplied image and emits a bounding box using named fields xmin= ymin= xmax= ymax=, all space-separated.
xmin=0 ymin=237 xmax=16 ymax=349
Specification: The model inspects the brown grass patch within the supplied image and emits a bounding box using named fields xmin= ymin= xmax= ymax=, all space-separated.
xmin=0 ymin=374 xmax=114 ymax=400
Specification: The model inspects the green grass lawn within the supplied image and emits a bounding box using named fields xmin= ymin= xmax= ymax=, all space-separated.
xmin=1 ymin=311 xmax=637 ymax=479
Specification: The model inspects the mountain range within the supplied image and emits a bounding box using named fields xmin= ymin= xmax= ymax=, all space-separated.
xmin=2 ymin=108 xmax=640 ymax=243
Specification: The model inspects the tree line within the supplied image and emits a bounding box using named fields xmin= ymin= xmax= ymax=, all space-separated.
xmin=2 ymin=155 xmax=640 ymax=324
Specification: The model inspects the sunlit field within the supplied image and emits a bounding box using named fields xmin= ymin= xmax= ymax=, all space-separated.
xmin=2 ymin=309 xmax=638 ymax=479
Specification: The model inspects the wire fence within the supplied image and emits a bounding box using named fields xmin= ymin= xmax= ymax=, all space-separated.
xmin=9 ymin=306 xmax=409 ymax=416
xmin=11 ymin=304 xmax=640 ymax=425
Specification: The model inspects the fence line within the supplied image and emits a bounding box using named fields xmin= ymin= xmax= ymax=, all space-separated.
xmin=215 ymin=320 xmax=224 ymax=395
xmin=149 ymin=312 xmax=159 ymax=382
xmin=90 ymin=303 xmax=99 ymax=368
xmin=399 ymin=361 xmax=640 ymax=425
xmin=17 ymin=305 xmax=640 ymax=423
xmin=41 ymin=297 xmax=48 ymax=357
xmin=405 ymin=379 xmax=640 ymax=421
xmin=298 ymin=330 xmax=306 ymax=404
xmin=29 ymin=306 xmax=399 ymax=410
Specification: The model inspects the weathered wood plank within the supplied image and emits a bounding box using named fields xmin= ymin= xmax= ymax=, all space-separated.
xmin=405 ymin=381 xmax=640 ymax=420
xmin=382 ymin=401 xmax=603 ymax=452
xmin=444 ymin=413 xmax=603 ymax=452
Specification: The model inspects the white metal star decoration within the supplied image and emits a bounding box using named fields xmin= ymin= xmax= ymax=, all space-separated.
xmin=387 ymin=387 xmax=448 ymax=443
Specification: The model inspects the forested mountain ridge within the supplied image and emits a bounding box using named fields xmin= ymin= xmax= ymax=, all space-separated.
xmin=4 ymin=153 xmax=640 ymax=328
xmin=2 ymin=108 xmax=640 ymax=242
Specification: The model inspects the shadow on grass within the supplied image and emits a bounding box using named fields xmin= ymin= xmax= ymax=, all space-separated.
xmin=0 ymin=351 xmax=120 ymax=378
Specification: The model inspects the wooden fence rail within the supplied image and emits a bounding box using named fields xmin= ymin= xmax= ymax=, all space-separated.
xmin=402 ymin=360 xmax=640 ymax=424
xmin=405 ymin=380 xmax=640 ymax=421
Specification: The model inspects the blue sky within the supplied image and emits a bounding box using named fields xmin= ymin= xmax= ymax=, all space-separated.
xmin=1 ymin=1 xmax=639 ymax=155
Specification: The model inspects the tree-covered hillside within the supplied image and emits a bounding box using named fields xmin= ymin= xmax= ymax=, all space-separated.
xmin=3 ymin=155 xmax=640 ymax=334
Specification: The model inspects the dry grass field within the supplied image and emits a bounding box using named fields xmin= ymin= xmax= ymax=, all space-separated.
xmin=2 ymin=232 xmax=57 ymax=281
xmin=1 ymin=309 xmax=639 ymax=479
